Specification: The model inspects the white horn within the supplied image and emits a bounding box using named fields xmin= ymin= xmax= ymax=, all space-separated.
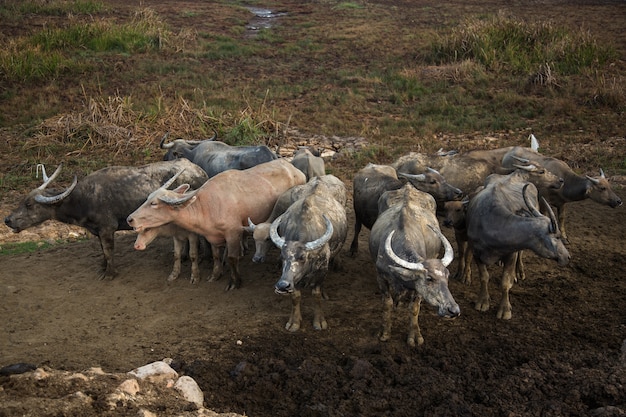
xmin=384 ymin=230 xmax=425 ymax=272
xmin=304 ymin=215 xmax=333 ymax=251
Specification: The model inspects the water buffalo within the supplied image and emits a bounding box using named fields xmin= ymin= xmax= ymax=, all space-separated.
xmin=246 ymin=175 xmax=346 ymax=263
xmin=369 ymin=184 xmax=460 ymax=346
xmin=160 ymin=132 xmax=278 ymax=178
xmin=127 ymin=159 xmax=306 ymax=290
xmin=445 ymin=164 xmax=564 ymax=285
xmin=269 ymin=180 xmax=348 ymax=331
xmin=290 ymin=147 xmax=325 ymax=181
xmin=501 ymin=145 xmax=622 ymax=244
xmin=467 ymin=175 xmax=570 ymax=320
xmin=4 ymin=160 xmax=208 ymax=279
xmin=391 ymin=149 xmax=514 ymax=197
xmin=349 ymin=163 xmax=463 ymax=256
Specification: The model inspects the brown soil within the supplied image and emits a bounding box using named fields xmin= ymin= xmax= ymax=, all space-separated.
xmin=1 ymin=0 xmax=626 ymax=416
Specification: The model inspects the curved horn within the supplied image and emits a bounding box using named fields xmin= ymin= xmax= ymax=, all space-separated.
xmin=158 ymin=189 xmax=197 ymax=206
xmin=428 ymin=224 xmax=454 ymax=267
xmin=599 ymin=168 xmax=606 ymax=178
xmin=247 ymin=217 xmax=256 ymax=231
xmin=398 ymin=172 xmax=426 ymax=182
xmin=585 ymin=174 xmax=600 ymax=185
xmin=426 ymin=167 xmax=441 ymax=175
xmin=512 ymin=155 xmax=530 ymax=165
xmin=159 ymin=132 xmax=175 ymax=149
xmin=540 ymin=197 xmax=559 ymax=234
xmin=207 ymin=129 xmax=218 ymax=141
xmin=512 ymin=163 xmax=537 ymax=172
xmin=269 ymin=214 xmax=286 ymax=249
xmin=37 ymin=164 xmax=64 ymax=191
xmin=522 ymin=184 xmax=542 ymax=217
xmin=384 ymin=230 xmax=425 ymax=272
xmin=304 ymin=215 xmax=333 ymax=251
xmin=34 ymin=175 xmax=78 ymax=204
xmin=161 ymin=168 xmax=185 ymax=190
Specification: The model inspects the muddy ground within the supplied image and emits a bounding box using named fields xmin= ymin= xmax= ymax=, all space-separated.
xmin=1 ymin=0 xmax=626 ymax=415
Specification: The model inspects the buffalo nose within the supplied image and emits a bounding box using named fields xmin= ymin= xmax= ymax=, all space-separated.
xmin=4 ymin=217 xmax=9 ymax=226
xmin=252 ymin=254 xmax=265 ymax=263
xmin=447 ymin=304 xmax=461 ymax=318
xmin=127 ymin=216 xmax=134 ymax=226
xmin=274 ymin=280 xmax=291 ymax=294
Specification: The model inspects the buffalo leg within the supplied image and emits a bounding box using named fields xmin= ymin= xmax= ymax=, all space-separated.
xmin=497 ymin=253 xmax=517 ymax=320
xmin=453 ymin=238 xmax=473 ymax=285
xmin=407 ymin=298 xmax=424 ymax=347
xmin=188 ymin=234 xmax=200 ymax=284
xmin=379 ymin=292 xmax=394 ymax=342
xmin=515 ymin=251 xmax=525 ymax=281
xmin=98 ymin=232 xmax=117 ymax=279
xmin=348 ymin=220 xmax=362 ymax=257
xmin=224 ymin=237 xmax=243 ymax=290
xmin=225 ymin=255 xmax=241 ymax=291
xmin=207 ymin=244 xmax=223 ymax=283
xmin=312 ymin=285 xmax=327 ymax=330
xmin=475 ymin=262 xmax=490 ymax=312
xmin=168 ymin=237 xmax=183 ymax=282
xmin=286 ymin=290 xmax=302 ymax=332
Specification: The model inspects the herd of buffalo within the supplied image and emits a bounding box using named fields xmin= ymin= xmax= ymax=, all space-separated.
xmin=3 ymin=134 xmax=622 ymax=346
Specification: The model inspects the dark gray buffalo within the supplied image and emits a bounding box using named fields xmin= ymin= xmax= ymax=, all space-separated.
xmin=160 ymin=132 xmax=278 ymax=178
xmin=350 ymin=163 xmax=463 ymax=256
xmin=467 ymin=175 xmax=570 ymax=320
xmin=444 ymin=163 xmax=564 ymax=285
xmin=501 ymin=145 xmax=622 ymax=244
xmin=246 ymin=174 xmax=346 ymax=263
xmin=4 ymin=160 xmax=208 ymax=278
xmin=269 ymin=180 xmax=348 ymax=331
xmin=290 ymin=147 xmax=325 ymax=181
xmin=369 ymin=184 xmax=460 ymax=347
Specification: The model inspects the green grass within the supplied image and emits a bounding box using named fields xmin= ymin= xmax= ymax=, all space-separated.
xmin=430 ymin=14 xmax=616 ymax=75
xmin=0 ymin=241 xmax=58 ymax=256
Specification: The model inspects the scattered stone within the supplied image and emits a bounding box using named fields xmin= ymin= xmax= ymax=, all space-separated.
xmin=118 ymin=378 xmax=141 ymax=396
xmin=175 ymin=375 xmax=205 ymax=407
xmin=128 ymin=360 xmax=178 ymax=383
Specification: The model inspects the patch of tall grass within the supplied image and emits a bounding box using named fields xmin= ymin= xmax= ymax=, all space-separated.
xmin=1 ymin=8 xmax=168 ymax=83
xmin=430 ymin=13 xmax=616 ymax=76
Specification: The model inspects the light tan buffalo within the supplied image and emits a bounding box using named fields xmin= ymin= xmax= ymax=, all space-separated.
xmin=127 ymin=159 xmax=306 ymax=290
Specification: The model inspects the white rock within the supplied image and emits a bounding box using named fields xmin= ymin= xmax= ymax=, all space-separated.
xmin=174 ymin=375 xmax=204 ymax=406
xmin=118 ymin=378 xmax=140 ymax=395
xmin=128 ymin=361 xmax=178 ymax=383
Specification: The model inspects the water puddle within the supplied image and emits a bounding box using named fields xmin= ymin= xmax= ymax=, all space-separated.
xmin=244 ymin=6 xmax=287 ymax=37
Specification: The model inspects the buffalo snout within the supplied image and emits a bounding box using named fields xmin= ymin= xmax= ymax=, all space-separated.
xmin=274 ymin=280 xmax=293 ymax=294
xmin=611 ymin=197 xmax=623 ymax=208
xmin=439 ymin=303 xmax=460 ymax=318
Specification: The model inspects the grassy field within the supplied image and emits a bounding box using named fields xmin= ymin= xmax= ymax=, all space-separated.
xmin=1 ymin=0 xmax=625 ymax=192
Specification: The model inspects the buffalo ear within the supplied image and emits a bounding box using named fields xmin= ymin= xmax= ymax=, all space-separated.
xmin=389 ymin=265 xmax=418 ymax=282
xmin=172 ymin=184 xmax=190 ymax=194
